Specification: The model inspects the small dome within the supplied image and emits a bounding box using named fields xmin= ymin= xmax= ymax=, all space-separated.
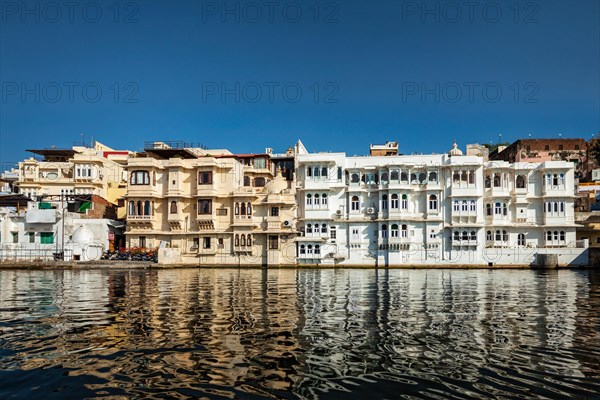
xmin=448 ymin=140 xmax=463 ymax=156
xmin=264 ymin=167 xmax=288 ymax=193
xmin=70 ymin=226 xmax=95 ymax=243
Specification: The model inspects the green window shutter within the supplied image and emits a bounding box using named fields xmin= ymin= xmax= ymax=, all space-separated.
xmin=41 ymin=232 xmax=54 ymax=244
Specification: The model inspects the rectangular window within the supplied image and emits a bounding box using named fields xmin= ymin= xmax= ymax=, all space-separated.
xmin=192 ymin=237 xmax=199 ymax=249
xmin=199 ymin=171 xmax=213 ymax=185
xmin=330 ymin=226 xmax=337 ymax=240
xmin=40 ymin=232 xmax=54 ymax=244
xmin=271 ymin=207 xmax=279 ymax=217
xmin=218 ymin=238 xmax=224 ymax=248
xmin=11 ymin=232 xmax=18 ymax=243
xmin=203 ymin=237 xmax=211 ymax=249
xmin=198 ymin=199 xmax=212 ymax=214
xmin=216 ymin=208 xmax=228 ymax=216
xmin=139 ymin=236 xmax=146 ymax=248
xmin=254 ymin=158 xmax=266 ymax=169
xmin=269 ymin=235 xmax=278 ymax=249
xmin=29 ymin=232 xmax=35 ymax=243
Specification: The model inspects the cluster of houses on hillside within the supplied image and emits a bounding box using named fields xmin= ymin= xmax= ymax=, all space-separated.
xmin=1 ymin=136 xmax=600 ymax=267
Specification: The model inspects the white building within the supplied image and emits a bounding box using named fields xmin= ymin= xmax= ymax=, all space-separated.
xmin=0 ymin=200 xmax=123 ymax=262
xmin=296 ymin=142 xmax=587 ymax=267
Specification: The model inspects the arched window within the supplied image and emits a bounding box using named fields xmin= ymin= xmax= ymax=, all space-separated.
xmin=241 ymin=202 xmax=247 ymax=215
xmin=137 ymin=200 xmax=142 ymax=215
xmin=351 ymin=196 xmax=360 ymax=211
xmin=461 ymin=170 xmax=468 ymax=182
xmin=241 ymin=235 xmax=246 ymax=246
xmin=429 ymin=171 xmax=438 ymax=182
xmin=381 ymin=195 xmax=388 ymax=210
xmin=470 ymin=200 xmax=476 ymax=212
xmin=485 ymin=175 xmax=491 ymax=188
xmin=351 ymin=173 xmax=359 ymax=183
xmin=553 ymin=202 xmax=558 ymax=213
xmin=322 ymin=194 xmax=328 ymax=206
xmin=462 ymin=230 xmax=468 ymax=241
xmin=315 ymin=245 xmax=321 ymax=255
xmin=468 ymin=170 xmax=475 ymax=184
xmin=461 ymin=200 xmax=468 ymax=211
xmin=381 ymin=224 xmax=388 ymax=238
xmin=401 ymin=194 xmax=408 ymax=210
xmin=306 ymin=224 xmax=313 ymax=234
xmin=391 ymin=224 xmax=399 ymax=238
xmin=502 ymin=203 xmax=508 ymax=216
xmin=300 ymin=244 xmax=306 ymax=255
xmin=502 ymin=230 xmax=508 ymax=241
xmin=390 ymin=170 xmax=399 ymax=181
xmin=144 ymin=200 xmax=151 ymax=216
xmin=495 ymin=202 xmax=502 ymax=215
xmin=129 ymin=201 xmax=135 ymax=215
xmin=401 ymin=224 xmax=408 ymax=238
xmin=243 ymin=176 xmax=251 ymax=186
xmin=247 ymin=202 xmax=252 ymax=216
xmin=321 ymin=167 xmax=327 ymax=177
xmin=170 ymin=201 xmax=177 ymax=214
xmin=322 ymin=224 xmax=327 ymax=234
xmin=554 ymin=231 xmax=559 ymax=241
xmin=314 ymin=193 xmax=320 ymax=206
xmin=391 ymin=194 xmax=399 ymax=209
xmin=559 ymin=173 xmax=565 ymax=185
xmin=247 ymin=234 xmax=252 ymax=247
xmin=418 ymin=173 xmax=426 ymax=184
xmin=470 ymin=231 xmax=476 ymax=241
xmin=453 ymin=231 xmax=459 ymax=241
xmin=486 ymin=203 xmax=492 ymax=216
xmin=314 ymin=224 xmax=320 ymax=234
xmin=381 ymin=172 xmax=389 ymax=183
xmin=235 ymin=234 xmax=240 ymax=247
xmin=307 ymin=244 xmax=313 ymax=255
xmin=235 ymin=202 xmax=240 ymax=215
xmin=306 ymin=194 xmax=312 ymax=206
xmin=428 ymin=194 xmax=438 ymax=210
xmin=454 ymin=201 xmax=460 ymax=212
xmin=493 ymin=173 xmax=501 ymax=187
xmin=547 ymin=231 xmax=552 ymax=241
xmin=410 ymin=173 xmax=417 ymax=183
xmin=518 ymin=233 xmax=525 ymax=246
xmin=486 ymin=230 xmax=492 ymax=241
xmin=313 ymin=167 xmax=320 ymax=177
xmin=495 ymin=230 xmax=501 ymax=241
xmin=553 ymin=174 xmax=558 ymax=186
xmin=307 ymin=167 xmax=312 ymax=177
xmin=400 ymin=171 xmax=408 ymax=182
xmin=560 ymin=231 xmax=565 ymax=241
xmin=453 ymin=171 xmax=460 ymax=182
xmin=516 ymin=175 xmax=526 ymax=188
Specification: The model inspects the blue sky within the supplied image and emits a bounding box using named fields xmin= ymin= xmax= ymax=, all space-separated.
xmin=0 ymin=0 xmax=599 ymax=164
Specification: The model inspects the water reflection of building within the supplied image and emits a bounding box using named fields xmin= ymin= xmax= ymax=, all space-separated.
xmin=1 ymin=269 xmax=599 ymax=398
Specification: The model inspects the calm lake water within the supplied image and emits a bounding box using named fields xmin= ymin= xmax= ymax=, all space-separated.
xmin=1 ymin=268 xmax=600 ymax=399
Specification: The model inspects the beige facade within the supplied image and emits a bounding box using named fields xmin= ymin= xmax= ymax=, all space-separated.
xmin=125 ymin=143 xmax=298 ymax=266
xmin=16 ymin=141 xmax=129 ymax=207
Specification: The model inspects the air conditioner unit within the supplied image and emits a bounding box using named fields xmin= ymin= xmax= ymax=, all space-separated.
xmin=335 ymin=210 xmax=343 ymax=216
xmin=283 ymin=220 xmax=291 ymax=227
xmin=366 ymin=207 xmax=375 ymax=214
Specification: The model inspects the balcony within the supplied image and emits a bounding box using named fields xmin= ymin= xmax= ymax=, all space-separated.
xmin=451 ymin=239 xmax=478 ymax=247
xmin=168 ymin=212 xmax=184 ymax=223
xmin=302 ymin=178 xmax=344 ymax=190
xmin=127 ymin=214 xmax=154 ymax=223
xmin=485 ymin=186 xmax=510 ymax=198
xmin=450 ymin=185 xmax=479 ymax=197
xmin=543 ymin=184 xmax=567 ymax=196
xmin=232 ymin=215 xmax=255 ymax=226
xmin=196 ymin=185 xmax=217 ymax=197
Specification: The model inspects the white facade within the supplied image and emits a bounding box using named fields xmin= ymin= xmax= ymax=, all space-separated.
xmin=0 ymin=201 xmax=120 ymax=262
xmin=296 ymin=147 xmax=587 ymax=267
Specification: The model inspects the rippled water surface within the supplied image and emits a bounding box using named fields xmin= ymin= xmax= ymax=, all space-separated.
xmin=1 ymin=268 xmax=600 ymax=399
